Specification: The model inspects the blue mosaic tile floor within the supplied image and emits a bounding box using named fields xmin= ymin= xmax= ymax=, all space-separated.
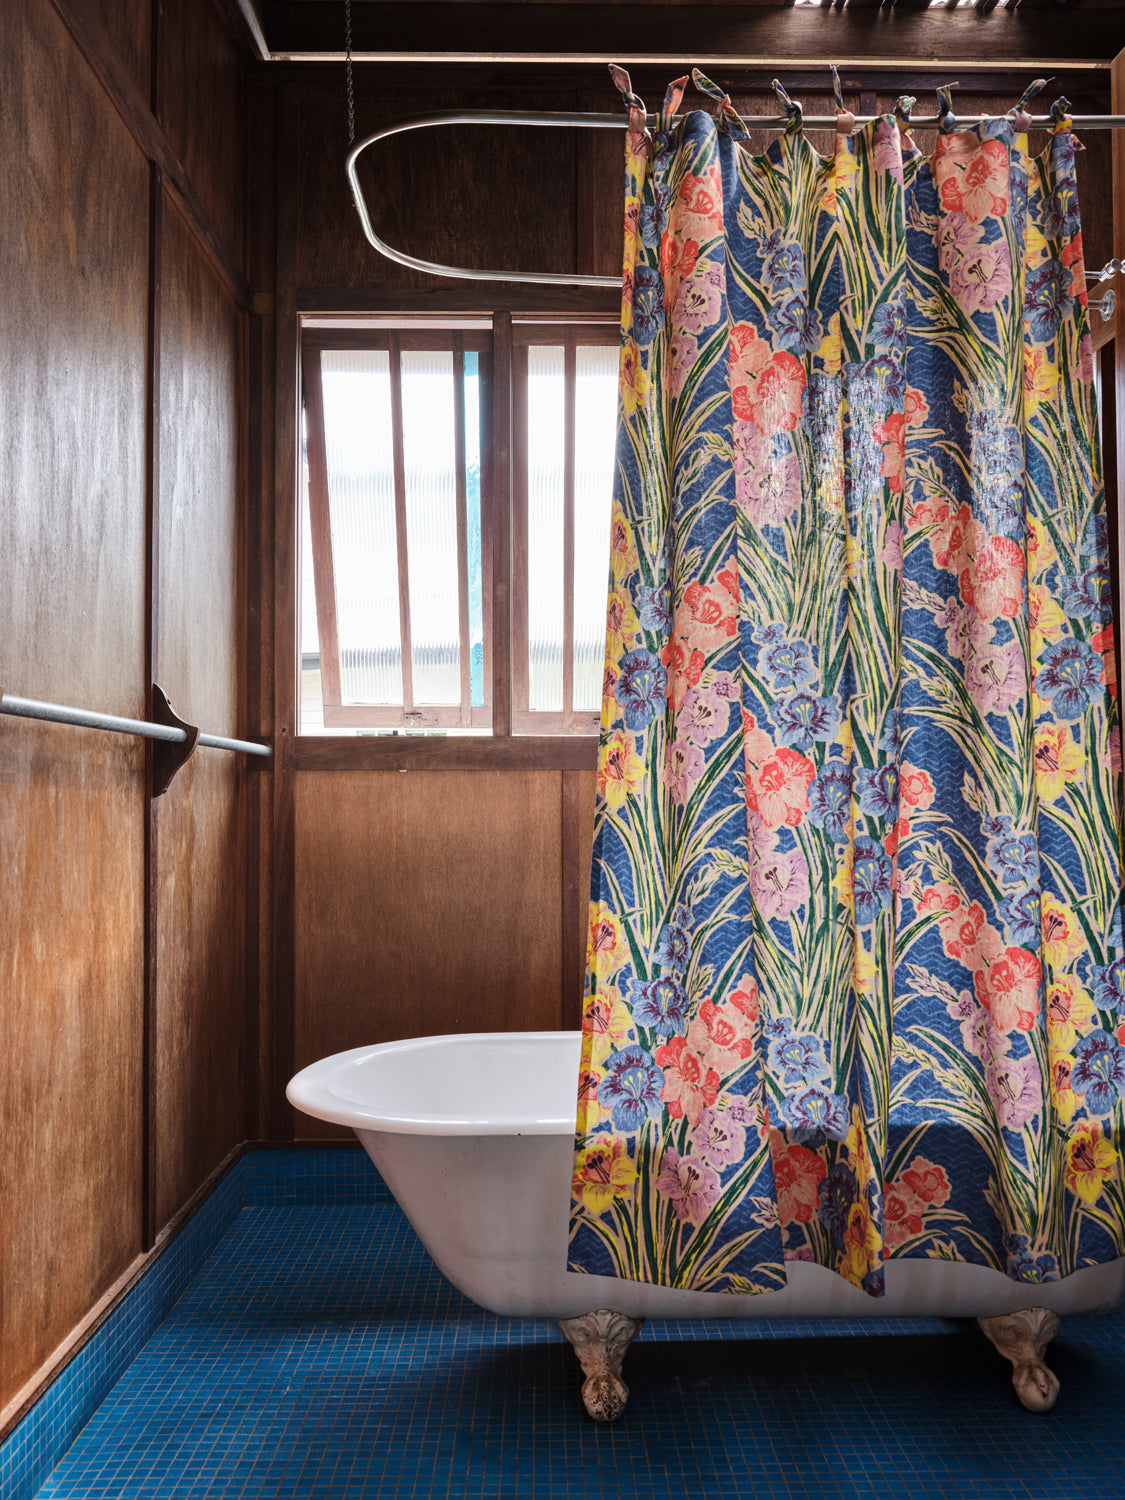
xmin=33 ymin=1200 xmax=1125 ymax=1500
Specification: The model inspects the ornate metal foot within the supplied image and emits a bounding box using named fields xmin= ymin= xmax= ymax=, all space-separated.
xmin=978 ymin=1306 xmax=1061 ymax=1412
xmin=558 ymin=1309 xmax=645 ymax=1422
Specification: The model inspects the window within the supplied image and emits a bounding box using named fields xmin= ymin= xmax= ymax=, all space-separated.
xmin=299 ymin=319 xmax=618 ymax=738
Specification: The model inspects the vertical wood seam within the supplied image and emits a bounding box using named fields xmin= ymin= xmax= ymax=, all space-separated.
xmin=452 ymin=334 xmax=472 ymax=725
xmin=388 ymin=334 xmax=415 ymax=714
xmin=301 ymin=348 xmax=345 ymax=707
xmin=492 ymin=312 xmax=513 ymax=738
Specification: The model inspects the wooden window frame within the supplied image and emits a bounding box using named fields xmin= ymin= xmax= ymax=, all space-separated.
xmin=298 ymin=312 xmax=617 ymax=768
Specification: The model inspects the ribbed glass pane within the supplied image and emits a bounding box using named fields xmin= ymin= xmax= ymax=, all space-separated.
xmin=401 ymin=350 xmax=460 ymax=705
xmin=320 ymin=349 xmax=401 ymax=705
xmin=527 ymin=346 xmax=565 ymax=712
xmin=573 ymin=346 xmax=618 ymax=713
xmin=465 ymin=354 xmax=484 ymax=708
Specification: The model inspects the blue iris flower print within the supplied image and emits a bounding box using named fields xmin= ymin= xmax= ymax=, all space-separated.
xmin=779 ymin=1085 xmax=849 ymax=1144
xmin=1057 ymin=566 xmax=1111 ymax=621
xmin=852 ymin=836 xmax=893 ymax=926
xmin=654 ymin=906 xmax=692 ymax=970
xmin=631 ymin=265 xmax=665 ymax=346
xmin=773 ymin=691 xmax=841 ymax=752
xmin=1024 ymin=259 xmax=1074 ymax=340
xmin=1035 ymin=638 xmax=1104 ymax=719
xmin=631 ymin=976 xmax=688 ymax=1033
xmin=760 ymin=636 xmax=815 ymax=691
xmin=635 ymin=582 xmax=672 ymax=634
xmin=808 ymin=761 xmax=852 ymax=842
xmin=614 ymin=648 xmax=667 ymax=731
xmin=1071 ymin=1032 xmax=1125 ymax=1115
xmin=768 ymin=1032 xmax=828 ymax=1088
xmin=986 ymin=830 xmax=1039 ymax=887
xmin=999 ymin=889 xmax=1041 ymax=949
xmin=855 ymin=764 xmax=899 ymax=821
xmin=1088 ymin=959 xmax=1125 ymax=1012
xmin=598 ymin=1047 xmax=665 ymax=1134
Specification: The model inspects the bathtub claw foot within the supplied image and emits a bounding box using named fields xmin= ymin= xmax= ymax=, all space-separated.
xmin=978 ymin=1307 xmax=1061 ymax=1412
xmin=559 ymin=1310 xmax=644 ymax=1422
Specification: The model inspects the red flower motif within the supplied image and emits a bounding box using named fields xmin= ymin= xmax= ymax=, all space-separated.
xmin=769 ymin=1130 xmax=827 ymax=1226
xmin=935 ymin=136 xmax=1009 ymax=223
xmin=654 ymin=1034 xmax=721 ymax=1125
xmin=901 ymin=1156 xmax=951 ymax=1207
xmin=737 ymin=351 xmax=807 ymax=436
xmin=900 ymin=765 xmax=936 ymax=810
xmin=974 ymin=946 xmax=1042 ymax=1033
xmin=1092 ymin=623 xmax=1117 ymax=702
xmin=746 ymin=747 xmax=816 ymax=830
xmin=873 ymin=411 xmax=906 ymax=494
xmin=960 ymin=536 xmax=1026 ymax=621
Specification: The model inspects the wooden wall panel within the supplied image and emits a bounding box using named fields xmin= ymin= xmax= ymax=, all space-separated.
xmin=295 ymin=81 xmax=581 ymax=290
xmin=0 ymin=0 xmax=148 ymax=1417
xmin=293 ymin=770 xmax=564 ymax=1138
xmin=154 ymin=204 xmax=246 ymax=1229
xmin=87 ymin=0 xmax=150 ymax=101
xmin=160 ymin=0 xmax=247 ymax=276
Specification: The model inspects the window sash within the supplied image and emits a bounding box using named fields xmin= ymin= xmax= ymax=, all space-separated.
xmin=300 ymin=318 xmax=617 ymax=739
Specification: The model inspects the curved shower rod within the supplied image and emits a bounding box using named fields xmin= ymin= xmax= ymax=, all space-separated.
xmin=346 ymin=107 xmax=1125 ymax=289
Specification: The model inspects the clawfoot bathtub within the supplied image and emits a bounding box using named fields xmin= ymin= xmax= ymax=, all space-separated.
xmin=287 ymin=1032 xmax=1125 ymax=1421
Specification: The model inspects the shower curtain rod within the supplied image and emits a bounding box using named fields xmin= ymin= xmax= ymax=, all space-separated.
xmin=347 ymin=107 xmax=1125 ymax=288
xmin=1 ymin=688 xmax=270 ymax=795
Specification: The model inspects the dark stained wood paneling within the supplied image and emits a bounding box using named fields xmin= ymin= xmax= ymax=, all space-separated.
xmin=0 ymin=0 xmax=148 ymax=1418
xmin=160 ymin=0 xmax=247 ymax=277
xmin=295 ymin=81 xmax=582 ymax=290
xmin=153 ymin=204 xmax=246 ymax=1230
xmin=293 ymin=770 xmax=564 ymax=1138
xmin=87 ymin=0 xmax=149 ymax=100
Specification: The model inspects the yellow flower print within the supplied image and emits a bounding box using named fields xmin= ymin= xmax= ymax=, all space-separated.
xmin=840 ymin=1199 xmax=882 ymax=1289
xmin=584 ymin=985 xmax=635 ymax=1066
xmin=1025 ymin=517 xmax=1058 ymax=580
xmin=1033 ymin=722 xmax=1085 ymax=802
xmin=1023 ymin=345 xmax=1059 ymax=422
xmin=1041 ymin=894 xmax=1085 ymax=972
xmin=833 ymin=141 xmax=859 ymax=197
xmin=845 ymin=1104 xmax=877 ymax=1193
xmin=620 ymin=342 xmax=650 ymax=419
xmin=605 ymin=587 xmax=640 ymax=658
xmin=572 ymin=1135 xmax=638 ymax=1217
xmin=1030 ymin=591 xmax=1067 ymax=663
xmin=817 ymin=312 xmax=843 ymax=372
xmin=598 ymin=729 xmax=646 ymax=813
xmin=1065 ymin=1121 xmax=1119 ymax=1206
xmin=588 ymin=901 xmax=628 ymax=981
xmin=833 ymin=846 xmax=855 ymax=914
xmin=1025 ymin=216 xmax=1049 ymax=269
xmin=609 ymin=502 xmax=639 ymax=584
xmin=853 ymin=936 xmax=875 ymax=996
xmin=1046 ymin=975 xmax=1098 ymax=1058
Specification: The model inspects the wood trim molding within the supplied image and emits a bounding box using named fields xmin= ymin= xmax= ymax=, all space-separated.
xmin=47 ymin=0 xmax=252 ymax=311
xmin=294 ymin=733 xmax=598 ymax=771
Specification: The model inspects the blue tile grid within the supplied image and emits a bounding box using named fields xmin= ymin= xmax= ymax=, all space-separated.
xmin=3 ymin=1146 xmax=1123 ymax=1500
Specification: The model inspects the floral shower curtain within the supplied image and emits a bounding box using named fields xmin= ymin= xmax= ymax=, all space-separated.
xmin=568 ymin=68 xmax=1125 ymax=1296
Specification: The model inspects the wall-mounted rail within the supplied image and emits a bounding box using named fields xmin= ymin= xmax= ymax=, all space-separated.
xmin=1 ymin=685 xmax=271 ymax=795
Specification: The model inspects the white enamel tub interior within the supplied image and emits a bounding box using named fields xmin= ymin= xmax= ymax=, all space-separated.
xmin=286 ymin=1030 xmax=1125 ymax=1322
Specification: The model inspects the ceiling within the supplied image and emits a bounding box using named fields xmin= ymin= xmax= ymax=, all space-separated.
xmin=235 ymin=1 xmax=1125 ymax=68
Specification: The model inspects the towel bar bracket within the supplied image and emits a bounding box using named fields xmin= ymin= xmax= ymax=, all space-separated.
xmin=151 ymin=684 xmax=199 ymax=797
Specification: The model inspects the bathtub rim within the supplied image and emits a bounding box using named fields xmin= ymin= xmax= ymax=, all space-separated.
xmin=286 ymin=1030 xmax=581 ymax=1135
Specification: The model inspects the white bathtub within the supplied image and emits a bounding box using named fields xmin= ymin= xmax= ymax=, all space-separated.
xmin=287 ymin=1031 xmax=1125 ymax=1416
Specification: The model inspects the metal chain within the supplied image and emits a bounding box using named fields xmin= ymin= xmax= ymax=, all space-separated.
xmin=345 ymin=0 xmax=355 ymax=147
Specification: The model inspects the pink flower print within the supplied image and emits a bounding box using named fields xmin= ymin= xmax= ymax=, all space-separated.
xmin=746 ymin=747 xmax=816 ymax=829
xmin=939 ymin=901 xmax=1004 ymax=968
xmin=960 ymin=536 xmax=1025 ymax=621
xmin=873 ymin=413 xmax=906 ymax=494
xmin=751 ymin=847 xmax=810 ymax=922
xmin=738 ymin=448 xmax=802 ymax=529
xmin=900 ymin=1157 xmax=952 ymax=1207
xmin=661 ymin=738 xmax=705 ymax=804
xmin=974 ymin=946 xmax=1042 ymax=1033
xmin=691 ymin=1107 xmax=747 ymax=1170
xmin=654 ymin=1149 xmax=721 ymax=1225
xmin=899 ymin=765 xmax=935 ymax=811
xmin=675 ymin=684 xmax=731 ymax=747
xmin=674 ymin=273 xmax=722 ymax=335
xmin=987 ymin=1052 xmax=1042 ymax=1131
xmin=667 ymin=327 xmax=700 ymax=398
xmin=677 ymin=573 xmax=738 ymax=652
xmin=871 ymin=120 xmax=904 ymax=182
xmin=935 ymin=136 xmax=1009 ymax=223
xmin=745 ymin=806 xmax=779 ymax=863
xmin=698 ymin=996 xmax=757 ymax=1071
xmin=960 ymin=1005 xmax=1011 ymax=1067
xmin=654 ymin=1033 xmax=721 ymax=1125
xmin=937 ymin=599 xmax=992 ymax=662
xmin=966 ymin=641 xmax=1025 ymax=717
xmin=936 ymin=210 xmax=982 ymax=272
xmin=878 ymin=518 xmax=904 ymax=575
xmin=950 ymin=240 xmax=1012 ymax=316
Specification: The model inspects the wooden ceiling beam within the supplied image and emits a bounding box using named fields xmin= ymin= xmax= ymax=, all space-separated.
xmin=259 ymin=1 xmax=1125 ymax=64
